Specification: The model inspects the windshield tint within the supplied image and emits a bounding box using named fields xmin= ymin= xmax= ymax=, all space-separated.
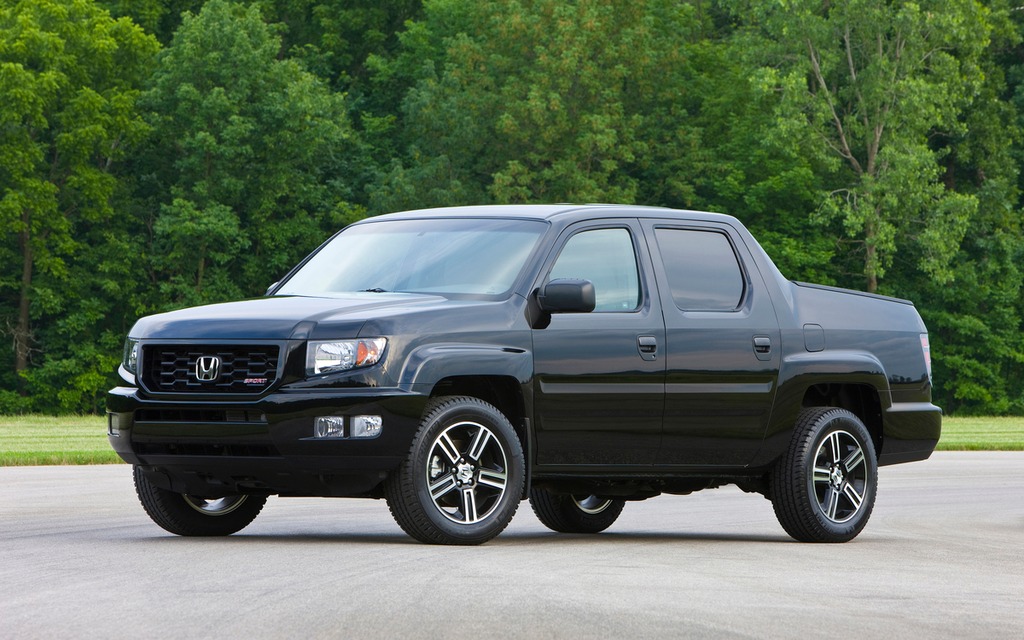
xmin=276 ymin=218 xmax=548 ymax=297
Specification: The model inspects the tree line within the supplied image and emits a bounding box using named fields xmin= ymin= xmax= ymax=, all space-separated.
xmin=1 ymin=0 xmax=1022 ymax=415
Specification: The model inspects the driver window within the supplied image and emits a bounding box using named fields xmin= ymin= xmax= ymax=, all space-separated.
xmin=549 ymin=228 xmax=641 ymax=312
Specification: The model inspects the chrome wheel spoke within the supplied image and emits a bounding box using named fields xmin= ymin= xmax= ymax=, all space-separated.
xmin=823 ymin=486 xmax=841 ymax=520
xmin=843 ymin=446 xmax=866 ymax=473
xmin=467 ymin=427 xmax=492 ymax=461
xmin=429 ymin=474 xmax=459 ymax=500
xmin=842 ymin=481 xmax=864 ymax=510
xmin=477 ymin=468 xmax=507 ymax=491
xmin=813 ymin=466 xmax=831 ymax=485
xmin=828 ymin=432 xmax=842 ymax=464
xmin=435 ymin=433 xmax=461 ymax=465
xmin=460 ymin=487 xmax=479 ymax=523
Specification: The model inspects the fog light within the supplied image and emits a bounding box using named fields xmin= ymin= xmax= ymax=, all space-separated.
xmin=351 ymin=415 xmax=383 ymax=439
xmin=107 ymin=413 xmax=121 ymax=438
xmin=314 ymin=416 xmax=346 ymax=439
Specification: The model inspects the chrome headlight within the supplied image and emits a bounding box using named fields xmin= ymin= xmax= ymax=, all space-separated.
xmin=306 ymin=338 xmax=387 ymax=376
xmin=122 ymin=338 xmax=140 ymax=374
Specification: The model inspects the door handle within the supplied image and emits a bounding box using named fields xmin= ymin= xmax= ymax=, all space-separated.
xmin=753 ymin=336 xmax=772 ymax=361
xmin=638 ymin=335 xmax=658 ymax=361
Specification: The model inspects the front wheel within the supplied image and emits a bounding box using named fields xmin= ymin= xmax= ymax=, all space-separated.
xmin=133 ymin=466 xmax=267 ymax=536
xmin=770 ymin=407 xmax=877 ymax=543
xmin=529 ymin=489 xmax=625 ymax=534
xmin=385 ymin=396 xmax=525 ymax=545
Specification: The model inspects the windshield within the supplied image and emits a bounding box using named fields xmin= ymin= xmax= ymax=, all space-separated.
xmin=276 ymin=218 xmax=548 ymax=297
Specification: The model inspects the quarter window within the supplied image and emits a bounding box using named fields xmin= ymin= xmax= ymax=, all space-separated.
xmin=655 ymin=228 xmax=745 ymax=311
xmin=549 ymin=228 xmax=641 ymax=312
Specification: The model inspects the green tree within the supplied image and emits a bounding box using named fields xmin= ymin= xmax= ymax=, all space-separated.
xmin=747 ymin=0 xmax=989 ymax=293
xmin=99 ymin=0 xmax=205 ymax=44
xmin=908 ymin=2 xmax=1024 ymax=414
xmin=374 ymin=0 xmax=697 ymax=210
xmin=0 ymin=0 xmax=158 ymax=403
xmin=717 ymin=0 xmax=1023 ymax=413
xmin=137 ymin=0 xmax=360 ymax=308
xmin=242 ymin=1 xmax=424 ymax=203
xmin=250 ymin=1 xmax=423 ymax=88
xmin=639 ymin=17 xmax=838 ymax=284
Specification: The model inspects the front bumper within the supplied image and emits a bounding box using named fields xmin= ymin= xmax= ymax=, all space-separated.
xmin=107 ymin=386 xmax=428 ymax=497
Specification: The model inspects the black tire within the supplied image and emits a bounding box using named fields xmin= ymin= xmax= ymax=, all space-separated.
xmin=770 ymin=407 xmax=878 ymax=543
xmin=529 ymin=489 xmax=625 ymax=534
xmin=133 ymin=466 xmax=267 ymax=536
xmin=385 ymin=396 xmax=525 ymax=545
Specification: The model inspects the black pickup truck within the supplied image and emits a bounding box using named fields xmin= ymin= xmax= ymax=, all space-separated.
xmin=108 ymin=204 xmax=940 ymax=544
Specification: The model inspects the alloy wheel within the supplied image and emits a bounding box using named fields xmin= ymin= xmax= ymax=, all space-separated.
xmin=425 ymin=420 xmax=509 ymax=525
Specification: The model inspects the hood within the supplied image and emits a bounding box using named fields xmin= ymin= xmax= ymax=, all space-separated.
xmin=131 ymin=293 xmax=449 ymax=340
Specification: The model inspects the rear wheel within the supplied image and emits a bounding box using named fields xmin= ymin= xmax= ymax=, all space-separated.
xmin=133 ymin=466 xmax=267 ymax=536
xmin=770 ymin=407 xmax=877 ymax=543
xmin=385 ymin=396 xmax=525 ymax=545
xmin=529 ymin=488 xmax=625 ymax=534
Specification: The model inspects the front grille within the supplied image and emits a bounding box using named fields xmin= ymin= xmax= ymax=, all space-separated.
xmin=141 ymin=344 xmax=280 ymax=394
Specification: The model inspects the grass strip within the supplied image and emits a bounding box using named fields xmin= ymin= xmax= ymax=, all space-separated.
xmin=0 ymin=415 xmax=121 ymax=466
xmin=0 ymin=413 xmax=1022 ymax=466
xmin=934 ymin=416 xmax=1024 ymax=451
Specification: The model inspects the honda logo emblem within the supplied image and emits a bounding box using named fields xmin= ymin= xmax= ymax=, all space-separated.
xmin=195 ymin=356 xmax=221 ymax=382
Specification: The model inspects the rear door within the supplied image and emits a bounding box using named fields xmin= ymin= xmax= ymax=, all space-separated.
xmin=531 ymin=219 xmax=665 ymax=467
xmin=641 ymin=220 xmax=780 ymax=467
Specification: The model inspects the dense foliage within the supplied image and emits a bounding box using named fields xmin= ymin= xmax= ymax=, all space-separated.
xmin=2 ymin=0 xmax=1022 ymax=415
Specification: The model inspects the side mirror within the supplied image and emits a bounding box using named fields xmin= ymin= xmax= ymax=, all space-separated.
xmin=538 ymin=278 xmax=596 ymax=313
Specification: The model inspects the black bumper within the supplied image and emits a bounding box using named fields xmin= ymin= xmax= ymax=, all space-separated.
xmin=107 ymin=386 xmax=428 ymax=497
xmin=878 ymin=402 xmax=942 ymax=466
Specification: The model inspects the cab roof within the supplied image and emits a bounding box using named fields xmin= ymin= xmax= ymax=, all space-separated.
xmin=368 ymin=203 xmax=740 ymax=225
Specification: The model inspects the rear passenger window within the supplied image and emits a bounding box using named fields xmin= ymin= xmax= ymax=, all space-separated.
xmin=549 ymin=228 xmax=641 ymax=312
xmin=655 ymin=228 xmax=745 ymax=311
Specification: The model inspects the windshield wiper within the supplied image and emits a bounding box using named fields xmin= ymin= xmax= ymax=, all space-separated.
xmin=361 ymin=288 xmax=388 ymax=293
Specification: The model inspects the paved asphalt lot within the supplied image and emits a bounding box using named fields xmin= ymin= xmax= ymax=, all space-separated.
xmin=1 ymin=453 xmax=1021 ymax=639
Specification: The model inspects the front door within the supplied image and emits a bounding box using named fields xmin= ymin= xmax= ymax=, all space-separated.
xmin=532 ymin=221 xmax=665 ymax=468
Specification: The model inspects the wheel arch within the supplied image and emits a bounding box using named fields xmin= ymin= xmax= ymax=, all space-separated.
xmin=755 ymin=351 xmax=891 ymax=468
xmin=429 ymin=375 xmax=527 ymax=433
xmin=800 ymin=383 xmax=885 ymax=455
xmin=398 ymin=344 xmax=533 ymax=391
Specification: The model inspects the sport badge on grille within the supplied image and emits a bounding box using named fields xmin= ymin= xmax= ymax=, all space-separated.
xmin=195 ymin=356 xmax=221 ymax=382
